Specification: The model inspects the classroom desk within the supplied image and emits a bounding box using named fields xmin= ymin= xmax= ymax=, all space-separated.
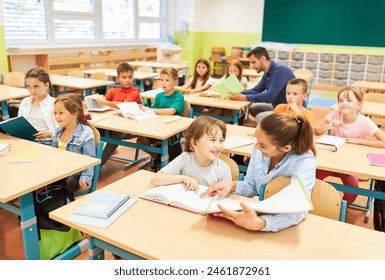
xmin=332 ymin=101 xmax=385 ymax=118
xmin=352 ymin=81 xmax=385 ymax=93
xmin=50 ymin=74 xmax=114 ymax=96
xmin=49 ymin=169 xmax=385 ymax=260
xmin=89 ymin=113 xmax=193 ymax=167
xmin=128 ymin=61 xmax=190 ymax=83
xmin=0 ymin=84 xmax=30 ymax=119
xmin=222 ymin=127 xmax=385 ymax=201
xmin=82 ymin=68 xmax=160 ymax=92
xmin=140 ymin=88 xmax=251 ymax=125
xmin=0 ymin=133 xmax=100 ymax=259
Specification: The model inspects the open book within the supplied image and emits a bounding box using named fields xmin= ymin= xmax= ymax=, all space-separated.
xmin=0 ymin=143 xmax=11 ymax=156
xmin=214 ymin=74 xmax=245 ymax=99
xmin=117 ymin=102 xmax=156 ymax=121
xmin=75 ymin=192 xmax=130 ymax=219
xmin=223 ymin=135 xmax=254 ymax=150
xmin=0 ymin=116 xmax=38 ymax=141
xmin=315 ymin=135 xmax=346 ymax=152
xmin=198 ymin=90 xmax=220 ymax=98
xmin=84 ymin=94 xmax=111 ymax=112
xmin=140 ymin=179 xmax=313 ymax=215
xmin=175 ymin=86 xmax=188 ymax=94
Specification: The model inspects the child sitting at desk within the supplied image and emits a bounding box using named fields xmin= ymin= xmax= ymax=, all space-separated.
xmin=18 ymin=67 xmax=59 ymax=145
xmin=151 ymin=116 xmax=231 ymax=190
xmin=272 ymin=78 xmax=315 ymax=127
xmin=137 ymin=67 xmax=185 ymax=171
xmin=53 ymin=93 xmax=96 ymax=194
xmin=314 ymin=86 xmax=385 ymax=206
xmin=180 ymin=58 xmax=214 ymax=94
xmin=201 ymin=113 xmax=316 ymax=232
xmin=94 ymin=62 xmax=141 ymax=166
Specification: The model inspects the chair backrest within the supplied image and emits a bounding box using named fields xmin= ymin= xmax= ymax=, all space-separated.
xmin=262 ymin=176 xmax=346 ymax=222
xmin=67 ymin=69 xmax=84 ymax=78
xmin=137 ymin=66 xmax=153 ymax=73
xmin=3 ymin=71 xmax=26 ymax=88
xmin=182 ymin=100 xmax=191 ymax=118
xmin=218 ymin=153 xmax=239 ymax=181
xmin=226 ymin=56 xmax=239 ymax=64
xmin=89 ymin=72 xmax=108 ymax=81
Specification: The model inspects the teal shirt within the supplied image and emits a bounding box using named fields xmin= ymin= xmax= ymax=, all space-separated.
xmin=152 ymin=90 xmax=185 ymax=116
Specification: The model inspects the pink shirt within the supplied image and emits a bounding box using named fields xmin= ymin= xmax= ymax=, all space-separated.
xmin=326 ymin=109 xmax=379 ymax=138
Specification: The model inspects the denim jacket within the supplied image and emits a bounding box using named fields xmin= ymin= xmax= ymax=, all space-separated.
xmin=52 ymin=123 xmax=95 ymax=185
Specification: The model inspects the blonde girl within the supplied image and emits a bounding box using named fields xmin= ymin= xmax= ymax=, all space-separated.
xmin=315 ymin=86 xmax=385 ymax=205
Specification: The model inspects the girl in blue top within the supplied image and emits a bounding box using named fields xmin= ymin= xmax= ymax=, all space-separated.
xmin=202 ymin=113 xmax=316 ymax=232
xmin=52 ymin=93 xmax=95 ymax=194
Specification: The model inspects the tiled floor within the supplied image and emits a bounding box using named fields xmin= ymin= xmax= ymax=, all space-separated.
xmin=0 ymin=91 xmax=380 ymax=259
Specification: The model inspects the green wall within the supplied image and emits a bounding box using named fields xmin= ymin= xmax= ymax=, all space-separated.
xmin=0 ymin=27 xmax=8 ymax=74
xmin=175 ymin=31 xmax=260 ymax=75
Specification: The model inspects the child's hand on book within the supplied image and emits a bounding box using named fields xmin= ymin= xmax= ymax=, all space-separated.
xmin=183 ymin=176 xmax=199 ymax=192
xmin=33 ymin=130 xmax=52 ymax=139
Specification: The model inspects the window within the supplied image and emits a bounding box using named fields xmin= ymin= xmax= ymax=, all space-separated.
xmin=3 ymin=0 xmax=165 ymax=46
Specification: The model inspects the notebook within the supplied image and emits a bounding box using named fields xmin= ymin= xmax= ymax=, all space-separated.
xmin=84 ymin=94 xmax=111 ymax=112
xmin=367 ymin=153 xmax=385 ymax=167
xmin=223 ymin=135 xmax=254 ymax=150
xmin=315 ymin=135 xmax=346 ymax=152
xmin=117 ymin=102 xmax=156 ymax=121
xmin=10 ymin=147 xmax=43 ymax=163
xmin=75 ymin=192 xmax=130 ymax=219
xmin=0 ymin=116 xmax=38 ymax=141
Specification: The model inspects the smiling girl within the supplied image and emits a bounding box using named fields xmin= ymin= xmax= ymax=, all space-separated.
xmin=201 ymin=113 xmax=316 ymax=232
xmin=151 ymin=116 xmax=231 ymax=191
xmin=314 ymin=86 xmax=385 ymax=205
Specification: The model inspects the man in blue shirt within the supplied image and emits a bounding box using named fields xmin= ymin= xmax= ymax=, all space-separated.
xmin=230 ymin=47 xmax=295 ymax=122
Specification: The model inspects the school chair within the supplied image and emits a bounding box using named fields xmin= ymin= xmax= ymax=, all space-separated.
xmin=136 ymin=66 xmax=154 ymax=92
xmin=210 ymin=55 xmax=225 ymax=78
xmin=260 ymin=176 xmax=347 ymax=222
xmin=3 ymin=71 xmax=26 ymax=117
xmin=89 ymin=72 xmax=109 ymax=95
xmin=294 ymin=69 xmax=314 ymax=107
xmin=0 ymin=69 xmax=4 ymax=84
xmin=218 ymin=153 xmax=241 ymax=181
xmin=54 ymin=129 xmax=104 ymax=260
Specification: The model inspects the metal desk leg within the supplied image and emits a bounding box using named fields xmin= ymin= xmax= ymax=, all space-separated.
xmin=233 ymin=110 xmax=239 ymax=125
xmin=160 ymin=139 xmax=169 ymax=168
xmin=1 ymin=101 xmax=10 ymax=120
xmin=19 ymin=193 xmax=41 ymax=259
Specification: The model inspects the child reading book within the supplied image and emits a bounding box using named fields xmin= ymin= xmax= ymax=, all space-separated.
xmin=151 ymin=116 xmax=231 ymax=190
xmin=314 ymin=86 xmax=385 ymax=206
xmin=201 ymin=113 xmax=317 ymax=232
xmin=137 ymin=67 xmax=185 ymax=170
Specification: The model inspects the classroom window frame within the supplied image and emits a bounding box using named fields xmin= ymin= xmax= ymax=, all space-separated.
xmin=2 ymin=0 xmax=166 ymax=47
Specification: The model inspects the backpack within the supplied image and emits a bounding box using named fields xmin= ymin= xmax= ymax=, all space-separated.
xmin=373 ymin=180 xmax=385 ymax=232
xmin=153 ymin=134 xmax=182 ymax=171
xmin=34 ymin=186 xmax=82 ymax=259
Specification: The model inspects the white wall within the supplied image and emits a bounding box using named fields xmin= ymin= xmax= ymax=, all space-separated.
xmin=173 ymin=0 xmax=264 ymax=33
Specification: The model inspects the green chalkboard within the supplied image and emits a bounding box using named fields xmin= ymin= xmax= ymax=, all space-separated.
xmin=262 ymin=0 xmax=385 ymax=48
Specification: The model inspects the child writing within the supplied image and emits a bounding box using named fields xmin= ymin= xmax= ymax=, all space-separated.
xmin=272 ymin=78 xmax=316 ymax=127
xmin=151 ymin=116 xmax=231 ymax=191
xmin=314 ymin=86 xmax=385 ymax=205
xmin=53 ymin=93 xmax=95 ymax=194
xmin=18 ymin=67 xmax=59 ymax=145
xmin=137 ymin=67 xmax=185 ymax=169
xmin=94 ymin=62 xmax=141 ymax=166
xmin=181 ymin=58 xmax=214 ymax=94
xmin=201 ymin=113 xmax=316 ymax=232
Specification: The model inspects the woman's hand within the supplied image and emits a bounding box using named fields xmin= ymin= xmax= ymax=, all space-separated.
xmin=214 ymin=202 xmax=266 ymax=231
xmin=201 ymin=181 xmax=235 ymax=198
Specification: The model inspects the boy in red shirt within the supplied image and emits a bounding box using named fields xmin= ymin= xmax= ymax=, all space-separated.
xmin=95 ymin=62 xmax=141 ymax=166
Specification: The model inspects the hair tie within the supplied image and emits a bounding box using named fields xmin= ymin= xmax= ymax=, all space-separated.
xmin=84 ymin=114 xmax=92 ymax=121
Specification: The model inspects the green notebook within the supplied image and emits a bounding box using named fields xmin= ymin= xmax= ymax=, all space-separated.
xmin=0 ymin=116 xmax=38 ymax=141
xmin=214 ymin=74 xmax=245 ymax=99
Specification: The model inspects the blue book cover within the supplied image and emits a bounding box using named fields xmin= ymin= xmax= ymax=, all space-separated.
xmin=0 ymin=116 xmax=38 ymax=141
xmin=75 ymin=192 xmax=130 ymax=219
